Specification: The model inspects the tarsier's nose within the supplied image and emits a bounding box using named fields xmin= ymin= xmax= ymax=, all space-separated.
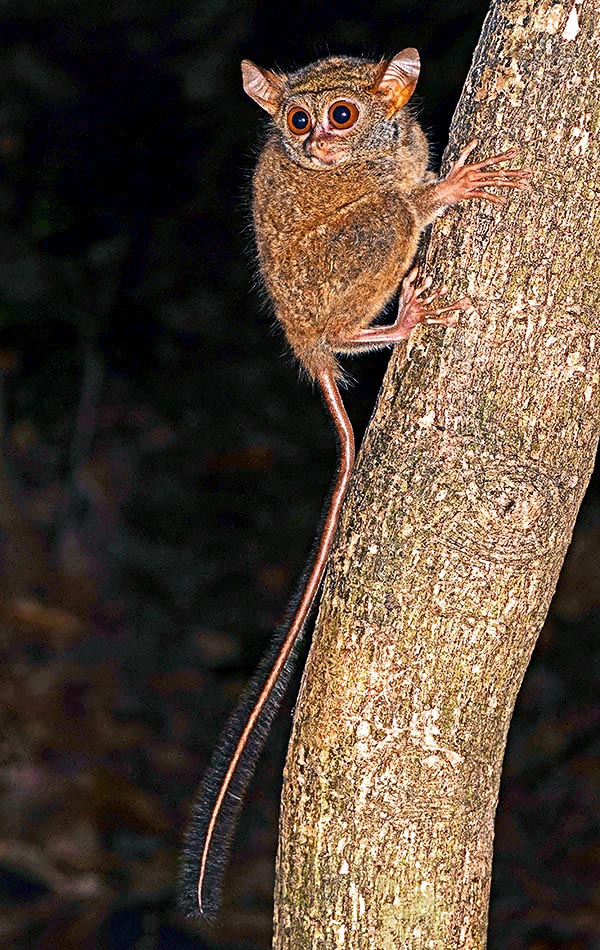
xmin=307 ymin=133 xmax=339 ymax=164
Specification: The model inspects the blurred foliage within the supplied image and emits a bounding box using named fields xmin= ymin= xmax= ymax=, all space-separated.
xmin=0 ymin=1 xmax=598 ymax=947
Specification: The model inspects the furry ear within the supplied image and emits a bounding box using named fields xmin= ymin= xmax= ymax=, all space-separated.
xmin=373 ymin=48 xmax=420 ymax=115
xmin=241 ymin=60 xmax=285 ymax=115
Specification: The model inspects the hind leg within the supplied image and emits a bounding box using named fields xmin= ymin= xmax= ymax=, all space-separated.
xmin=335 ymin=269 xmax=472 ymax=354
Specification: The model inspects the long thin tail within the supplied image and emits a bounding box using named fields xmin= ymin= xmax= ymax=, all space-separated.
xmin=179 ymin=368 xmax=355 ymax=921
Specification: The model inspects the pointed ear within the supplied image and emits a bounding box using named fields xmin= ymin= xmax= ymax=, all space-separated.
xmin=373 ymin=48 xmax=420 ymax=116
xmin=241 ymin=60 xmax=285 ymax=115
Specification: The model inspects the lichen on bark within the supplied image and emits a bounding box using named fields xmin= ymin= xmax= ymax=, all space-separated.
xmin=274 ymin=1 xmax=600 ymax=947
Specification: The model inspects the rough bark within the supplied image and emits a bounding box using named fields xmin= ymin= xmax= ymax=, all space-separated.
xmin=274 ymin=1 xmax=600 ymax=947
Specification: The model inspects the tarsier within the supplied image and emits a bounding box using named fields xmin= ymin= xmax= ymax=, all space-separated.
xmin=181 ymin=48 xmax=531 ymax=920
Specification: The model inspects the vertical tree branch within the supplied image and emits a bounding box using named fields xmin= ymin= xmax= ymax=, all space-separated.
xmin=274 ymin=1 xmax=600 ymax=946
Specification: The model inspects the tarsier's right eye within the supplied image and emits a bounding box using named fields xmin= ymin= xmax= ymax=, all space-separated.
xmin=287 ymin=107 xmax=312 ymax=135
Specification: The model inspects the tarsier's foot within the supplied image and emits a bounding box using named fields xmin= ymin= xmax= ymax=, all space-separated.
xmin=396 ymin=268 xmax=473 ymax=335
xmin=437 ymin=138 xmax=532 ymax=207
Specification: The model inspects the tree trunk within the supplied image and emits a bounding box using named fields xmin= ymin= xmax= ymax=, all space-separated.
xmin=274 ymin=1 xmax=600 ymax=946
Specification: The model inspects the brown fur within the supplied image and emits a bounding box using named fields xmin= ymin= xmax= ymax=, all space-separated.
xmin=246 ymin=53 xmax=448 ymax=378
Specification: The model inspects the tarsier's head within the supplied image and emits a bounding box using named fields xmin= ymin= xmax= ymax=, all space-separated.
xmin=241 ymin=50 xmax=420 ymax=171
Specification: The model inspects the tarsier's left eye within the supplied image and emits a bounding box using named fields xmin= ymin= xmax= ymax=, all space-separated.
xmin=328 ymin=100 xmax=359 ymax=130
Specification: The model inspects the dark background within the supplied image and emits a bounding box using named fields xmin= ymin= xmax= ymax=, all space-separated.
xmin=0 ymin=1 xmax=598 ymax=948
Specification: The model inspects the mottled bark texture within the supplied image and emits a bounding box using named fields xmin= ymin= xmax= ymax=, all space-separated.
xmin=273 ymin=2 xmax=600 ymax=947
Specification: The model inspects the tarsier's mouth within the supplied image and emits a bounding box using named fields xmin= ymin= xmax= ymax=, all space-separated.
xmin=306 ymin=148 xmax=346 ymax=167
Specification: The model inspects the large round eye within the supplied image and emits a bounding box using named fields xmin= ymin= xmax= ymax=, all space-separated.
xmin=328 ymin=100 xmax=359 ymax=130
xmin=287 ymin=107 xmax=312 ymax=135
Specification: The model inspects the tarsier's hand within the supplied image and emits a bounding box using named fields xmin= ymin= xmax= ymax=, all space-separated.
xmin=437 ymin=139 xmax=532 ymax=207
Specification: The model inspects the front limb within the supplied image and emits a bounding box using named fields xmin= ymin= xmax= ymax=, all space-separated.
xmin=410 ymin=139 xmax=532 ymax=226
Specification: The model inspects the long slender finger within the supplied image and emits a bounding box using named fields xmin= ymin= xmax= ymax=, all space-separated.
xmin=465 ymin=151 xmax=519 ymax=171
xmin=454 ymin=138 xmax=479 ymax=169
xmin=423 ymin=285 xmax=448 ymax=305
xmin=424 ymin=301 xmax=469 ymax=317
xmin=468 ymin=169 xmax=531 ymax=180
xmin=468 ymin=168 xmax=531 ymax=179
xmin=467 ymin=189 xmax=508 ymax=205
xmin=467 ymin=176 xmax=531 ymax=188
xmin=467 ymin=181 xmax=529 ymax=191
xmin=413 ymin=276 xmax=433 ymax=299
xmin=464 ymin=147 xmax=519 ymax=170
xmin=424 ymin=314 xmax=461 ymax=327
xmin=425 ymin=315 xmax=460 ymax=326
xmin=428 ymin=306 xmax=462 ymax=316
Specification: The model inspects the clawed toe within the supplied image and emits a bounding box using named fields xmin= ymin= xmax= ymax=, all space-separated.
xmin=397 ymin=274 xmax=472 ymax=333
xmin=424 ymin=296 xmax=472 ymax=326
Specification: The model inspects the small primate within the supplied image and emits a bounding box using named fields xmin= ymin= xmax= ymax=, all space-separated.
xmin=181 ymin=48 xmax=531 ymax=920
